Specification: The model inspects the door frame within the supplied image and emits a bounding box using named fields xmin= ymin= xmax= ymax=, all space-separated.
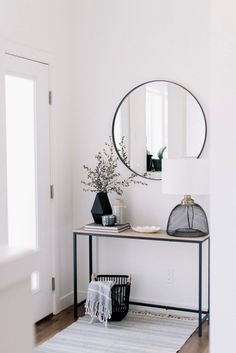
xmin=0 ymin=39 xmax=59 ymax=315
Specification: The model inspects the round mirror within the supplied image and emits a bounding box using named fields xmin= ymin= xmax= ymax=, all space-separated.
xmin=112 ymin=80 xmax=207 ymax=180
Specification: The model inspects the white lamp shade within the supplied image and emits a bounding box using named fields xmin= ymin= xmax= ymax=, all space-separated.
xmin=162 ymin=159 xmax=209 ymax=195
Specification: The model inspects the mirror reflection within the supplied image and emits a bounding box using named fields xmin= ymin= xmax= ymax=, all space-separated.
xmin=112 ymin=81 xmax=207 ymax=180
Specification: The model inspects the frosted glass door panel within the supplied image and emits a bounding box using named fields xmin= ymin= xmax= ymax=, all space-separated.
xmin=5 ymin=75 xmax=37 ymax=250
xmin=5 ymin=54 xmax=52 ymax=322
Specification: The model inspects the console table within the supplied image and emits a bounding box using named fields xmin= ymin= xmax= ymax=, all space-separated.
xmin=73 ymin=227 xmax=210 ymax=336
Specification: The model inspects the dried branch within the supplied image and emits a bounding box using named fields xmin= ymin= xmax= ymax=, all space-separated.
xmin=81 ymin=137 xmax=147 ymax=195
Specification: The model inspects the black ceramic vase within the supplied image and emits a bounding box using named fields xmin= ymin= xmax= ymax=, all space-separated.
xmin=91 ymin=192 xmax=112 ymax=224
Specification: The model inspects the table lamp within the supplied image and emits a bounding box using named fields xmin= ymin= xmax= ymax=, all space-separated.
xmin=162 ymin=159 xmax=209 ymax=237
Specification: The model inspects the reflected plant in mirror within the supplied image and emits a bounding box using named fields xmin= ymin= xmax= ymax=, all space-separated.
xmin=152 ymin=146 xmax=167 ymax=172
xmin=112 ymin=80 xmax=207 ymax=180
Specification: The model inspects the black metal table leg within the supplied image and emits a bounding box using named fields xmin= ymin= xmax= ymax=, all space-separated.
xmin=73 ymin=232 xmax=78 ymax=319
xmin=198 ymin=242 xmax=203 ymax=336
xmin=89 ymin=235 xmax=93 ymax=280
xmin=208 ymin=237 xmax=210 ymax=324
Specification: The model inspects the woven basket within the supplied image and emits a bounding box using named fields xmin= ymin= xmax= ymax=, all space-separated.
xmin=93 ymin=274 xmax=131 ymax=321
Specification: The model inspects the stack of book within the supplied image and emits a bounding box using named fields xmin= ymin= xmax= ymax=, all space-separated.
xmin=84 ymin=222 xmax=130 ymax=233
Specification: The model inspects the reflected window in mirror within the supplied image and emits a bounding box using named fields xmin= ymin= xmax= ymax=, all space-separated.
xmin=146 ymin=83 xmax=168 ymax=159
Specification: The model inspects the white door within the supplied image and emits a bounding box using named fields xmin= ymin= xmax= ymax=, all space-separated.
xmin=4 ymin=54 xmax=52 ymax=322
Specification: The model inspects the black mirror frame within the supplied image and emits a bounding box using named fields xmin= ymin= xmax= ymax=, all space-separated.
xmin=112 ymin=80 xmax=207 ymax=181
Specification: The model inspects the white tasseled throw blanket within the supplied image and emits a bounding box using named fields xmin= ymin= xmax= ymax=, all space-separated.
xmin=85 ymin=280 xmax=114 ymax=323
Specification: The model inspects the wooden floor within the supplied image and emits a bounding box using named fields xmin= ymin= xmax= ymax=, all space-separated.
xmin=35 ymin=305 xmax=209 ymax=353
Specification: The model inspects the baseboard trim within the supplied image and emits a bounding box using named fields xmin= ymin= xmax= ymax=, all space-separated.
xmin=59 ymin=290 xmax=87 ymax=312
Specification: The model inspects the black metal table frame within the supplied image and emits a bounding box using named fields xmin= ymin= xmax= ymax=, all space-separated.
xmin=73 ymin=230 xmax=210 ymax=337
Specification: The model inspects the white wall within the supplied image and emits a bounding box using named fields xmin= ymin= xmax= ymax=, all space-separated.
xmin=210 ymin=1 xmax=236 ymax=352
xmin=73 ymin=0 xmax=210 ymax=310
xmin=0 ymin=0 xmax=76 ymax=313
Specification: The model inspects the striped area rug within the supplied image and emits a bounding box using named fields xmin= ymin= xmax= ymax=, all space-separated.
xmin=35 ymin=311 xmax=198 ymax=353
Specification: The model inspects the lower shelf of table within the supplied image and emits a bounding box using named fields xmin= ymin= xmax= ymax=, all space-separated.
xmin=74 ymin=299 xmax=208 ymax=316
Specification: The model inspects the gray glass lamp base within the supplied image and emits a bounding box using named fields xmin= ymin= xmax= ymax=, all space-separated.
xmin=167 ymin=203 xmax=209 ymax=237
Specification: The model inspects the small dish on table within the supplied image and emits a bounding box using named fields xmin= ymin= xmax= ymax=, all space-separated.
xmin=131 ymin=226 xmax=161 ymax=233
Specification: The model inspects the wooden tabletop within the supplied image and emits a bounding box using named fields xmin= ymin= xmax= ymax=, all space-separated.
xmin=73 ymin=227 xmax=209 ymax=243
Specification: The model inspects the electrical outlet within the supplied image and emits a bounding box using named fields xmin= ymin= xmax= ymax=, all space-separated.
xmin=167 ymin=269 xmax=175 ymax=285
